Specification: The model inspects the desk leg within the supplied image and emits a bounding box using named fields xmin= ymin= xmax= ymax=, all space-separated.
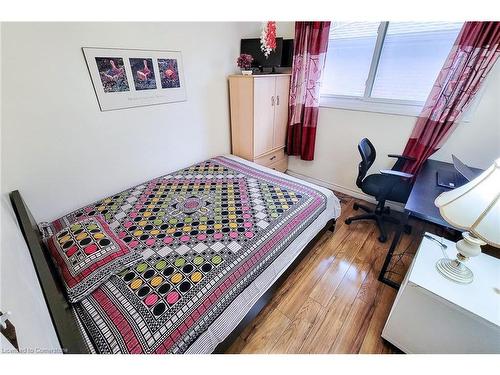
xmin=378 ymin=211 xmax=410 ymax=290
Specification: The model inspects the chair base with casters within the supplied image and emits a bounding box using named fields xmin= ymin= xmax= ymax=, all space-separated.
xmin=344 ymin=138 xmax=415 ymax=243
xmin=345 ymin=200 xmax=411 ymax=243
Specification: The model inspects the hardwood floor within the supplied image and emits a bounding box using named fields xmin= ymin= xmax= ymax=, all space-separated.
xmin=225 ymin=191 xmax=452 ymax=354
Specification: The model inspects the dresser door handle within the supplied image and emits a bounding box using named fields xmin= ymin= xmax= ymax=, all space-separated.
xmin=270 ymin=156 xmax=276 ymax=161
xmin=271 ymin=96 xmax=275 ymax=106
xmin=276 ymin=95 xmax=280 ymax=105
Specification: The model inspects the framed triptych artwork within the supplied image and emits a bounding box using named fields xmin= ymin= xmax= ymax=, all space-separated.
xmin=83 ymin=47 xmax=186 ymax=111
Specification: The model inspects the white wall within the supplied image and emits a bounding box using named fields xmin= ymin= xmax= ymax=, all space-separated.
xmin=0 ymin=197 xmax=61 ymax=353
xmin=1 ymin=22 xmax=59 ymax=354
xmin=288 ymin=60 xmax=500 ymax=197
xmin=1 ymin=21 xmax=263 ymax=353
xmin=276 ymin=22 xmax=295 ymax=39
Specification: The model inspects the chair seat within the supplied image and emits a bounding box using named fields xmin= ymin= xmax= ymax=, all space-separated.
xmin=361 ymin=173 xmax=412 ymax=204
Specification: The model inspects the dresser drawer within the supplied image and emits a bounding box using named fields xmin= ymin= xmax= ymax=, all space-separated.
xmin=268 ymin=157 xmax=288 ymax=173
xmin=254 ymin=148 xmax=285 ymax=167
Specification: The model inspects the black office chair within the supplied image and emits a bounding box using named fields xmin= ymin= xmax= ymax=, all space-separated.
xmin=345 ymin=138 xmax=415 ymax=243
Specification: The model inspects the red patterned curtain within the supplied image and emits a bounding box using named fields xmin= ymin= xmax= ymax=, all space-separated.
xmin=287 ymin=21 xmax=331 ymax=161
xmin=402 ymin=22 xmax=500 ymax=175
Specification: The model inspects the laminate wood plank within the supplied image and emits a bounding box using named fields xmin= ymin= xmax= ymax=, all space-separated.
xmin=270 ymin=207 xmax=358 ymax=318
xmin=356 ymin=259 xmax=386 ymax=306
xmin=238 ymin=308 xmax=291 ymax=354
xmin=269 ymin=298 xmax=324 ymax=353
xmin=235 ymin=288 xmax=286 ymax=343
xmin=228 ymin=298 xmax=285 ymax=351
xmin=383 ymin=218 xmax=426 ymax=285
xmin=269 ymin=202 xmax=356 ymax=301
xmin=224 ymin=336 xmax=248 ymax=354
xmin=297 ymin=265 xmax=367 ymax=353
xmin=309 ymin=222 xmax=374 ymax=307
xmin=298 ymin=230 xmax=377 ymax=353
xmin=358 ymin=285 xmax=398 ymax=354
xmin=329 ymin=297 xmax=375 ymax=354
xmin=328 ymin=240 xmax=389 ymax=354
xmin=272 ymin=245 xmax=338 ymax=319
xmin=263 ymin=230 xmax=335 ymax=314
xmin=356 ymin=232 xmax=394 ymax=304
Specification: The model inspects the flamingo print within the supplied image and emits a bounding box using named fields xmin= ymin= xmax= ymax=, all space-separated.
xmin=164 ymin=68 xmax=174 ymax=79
xmin=136 ymin=60 xmax=151 ymax=81
xmin=158 ymin=58 xmax=180 ymax=88
xmin=101 ymin=59 xmax=124 ymax=82
xmin=96 ymin=57 xmax=130 ymax=93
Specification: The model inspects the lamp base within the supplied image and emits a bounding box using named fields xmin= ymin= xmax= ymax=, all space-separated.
xmin=436 ymin=258 xmax=473 ymax=284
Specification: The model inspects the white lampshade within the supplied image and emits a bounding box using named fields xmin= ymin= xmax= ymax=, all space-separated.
xmin=435 ymin=158 xmax=500 ymax=248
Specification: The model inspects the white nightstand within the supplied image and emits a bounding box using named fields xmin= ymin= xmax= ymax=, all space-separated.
xmin=382 ymin=233 xmax=500 ymax=353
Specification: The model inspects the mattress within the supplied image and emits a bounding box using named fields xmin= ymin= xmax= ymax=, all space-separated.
xmin=50 ymin=155 xmax=340 ymax=353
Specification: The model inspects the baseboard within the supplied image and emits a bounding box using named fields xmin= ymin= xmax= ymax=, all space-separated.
xmin=286 ymin=169 xmax=405 ymax=212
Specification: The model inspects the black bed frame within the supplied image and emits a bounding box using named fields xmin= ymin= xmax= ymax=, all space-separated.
xmin=10 ymin=190 xmax=335 ymax=354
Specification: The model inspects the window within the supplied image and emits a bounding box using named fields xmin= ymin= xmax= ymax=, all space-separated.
xmin=321 ymin=22 xmax=463 ymax=116
xmin=321 ymin=22 xmax=380 ymax=97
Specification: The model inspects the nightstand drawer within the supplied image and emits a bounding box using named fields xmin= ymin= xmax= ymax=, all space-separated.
xmin=254 ymin=148 xmax=285 ymax=167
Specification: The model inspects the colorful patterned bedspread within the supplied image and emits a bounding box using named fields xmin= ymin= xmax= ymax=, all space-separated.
xmin=51 ymin=156 xmax=328 ymax=353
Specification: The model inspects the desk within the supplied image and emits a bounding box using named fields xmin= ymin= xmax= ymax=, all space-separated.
xmin=378 ymin=159 xmax=483 ymax=289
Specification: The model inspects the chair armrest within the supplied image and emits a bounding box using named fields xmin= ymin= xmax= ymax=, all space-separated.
xmin=380 ymin=169 xmax=414 ymax=179
xmin=387 ymin=154 xmax=416 ymax=162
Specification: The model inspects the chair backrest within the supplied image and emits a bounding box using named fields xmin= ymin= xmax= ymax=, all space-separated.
xmin=355 ymin=138 xmax=376 ymax=188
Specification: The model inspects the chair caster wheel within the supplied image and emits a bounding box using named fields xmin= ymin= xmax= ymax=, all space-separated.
xmin=353 ymin=203 xmax=359 ymax=210
xmin=345 ymin=218 xmax=352 ymax=225
xmin=404 ymin=224 xmax=412 ymax=235
xmin=378 ymin=235 xmax=387 ymax=243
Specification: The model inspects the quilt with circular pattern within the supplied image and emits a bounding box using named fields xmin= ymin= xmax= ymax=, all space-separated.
xmin=50 ymin=156 xmax=328 ymax=353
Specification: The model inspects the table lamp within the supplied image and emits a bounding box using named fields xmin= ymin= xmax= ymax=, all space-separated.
xmin=434 ymin=158 xmax=500 ymax=284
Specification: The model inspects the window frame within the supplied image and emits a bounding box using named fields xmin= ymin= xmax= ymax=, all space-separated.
xmin=320 ymin=21 xmax=462 ymax=118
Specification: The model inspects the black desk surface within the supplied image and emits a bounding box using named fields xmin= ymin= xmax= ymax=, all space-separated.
xmin=405 ymin=159 xmax=483 ymax=229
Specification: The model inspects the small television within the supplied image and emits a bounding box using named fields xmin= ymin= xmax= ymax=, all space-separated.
xmin=240 ymin=38 xmax=283 ymax=72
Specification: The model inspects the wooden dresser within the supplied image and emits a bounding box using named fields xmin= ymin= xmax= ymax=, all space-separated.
xmin=228 ymin=74 xmax=290 ymax=172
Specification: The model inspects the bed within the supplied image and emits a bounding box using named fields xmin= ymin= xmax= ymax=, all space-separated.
xmin=11 ymin=155 xmax=340 ymax=354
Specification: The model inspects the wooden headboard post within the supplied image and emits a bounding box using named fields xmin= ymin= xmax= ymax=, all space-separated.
xmin=9 ymin=190 xmax=88 ymax=353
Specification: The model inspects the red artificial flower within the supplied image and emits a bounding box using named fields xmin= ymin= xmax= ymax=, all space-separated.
xmin=266 ymin=21 xmax=277 ymax=50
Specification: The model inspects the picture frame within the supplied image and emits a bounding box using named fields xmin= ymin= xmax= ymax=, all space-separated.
xmin=82 ymin=47 xmax=187 ymax=111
